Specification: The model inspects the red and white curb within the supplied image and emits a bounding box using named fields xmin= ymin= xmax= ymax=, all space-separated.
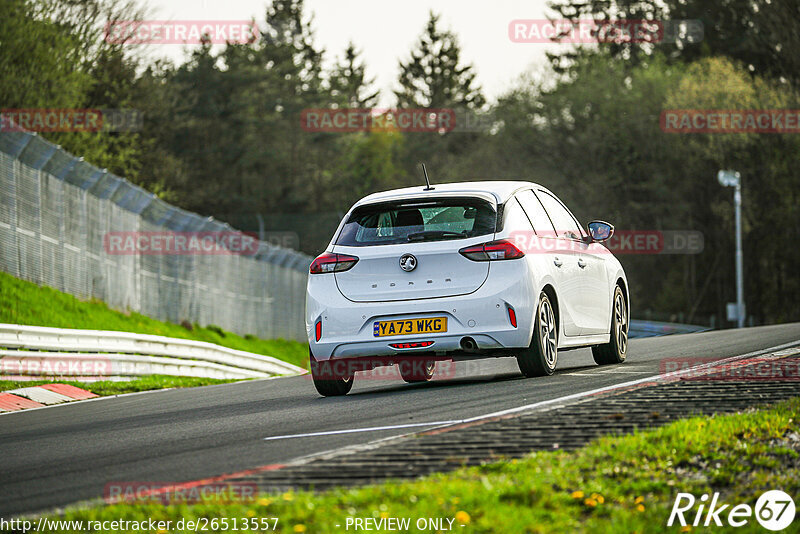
xmin=0 ymin=384 xmax=97 ymax=412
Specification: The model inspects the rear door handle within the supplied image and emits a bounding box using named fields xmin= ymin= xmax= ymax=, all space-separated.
xmin=578 ymin=258 xmax=587 ymax=269
xmin=553 ymin=257 xmax=563 ymax=267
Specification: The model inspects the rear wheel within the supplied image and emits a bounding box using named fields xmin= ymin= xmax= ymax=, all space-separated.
xmin=516 ymin=291 xmax=558 ymax=377
xmin=310 ymin=351 xmax=354 ymax=396
xmin=592 ymin=285 xmax=628 ymax=365
xmin=399 ymin=359 xmax=436 ymax=383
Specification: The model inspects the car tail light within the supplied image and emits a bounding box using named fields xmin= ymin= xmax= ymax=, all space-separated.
xmin=315 ymin=320 xmax=322 ymax=341
xmin=309 ymin=252 xmax=359 ymax=274
xmin=459 ymin=239 xmax=525 ymax=261
xmin=507 ymin=306 xmax=517 ymax=328
xmin=389 ymin=341 xmax=434 ymax=349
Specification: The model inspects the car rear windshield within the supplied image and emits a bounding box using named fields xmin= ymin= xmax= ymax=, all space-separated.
xmin=336 ymin=197 xmax=497 ymax=246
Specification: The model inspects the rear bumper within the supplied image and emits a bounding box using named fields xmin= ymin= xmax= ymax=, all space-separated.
xmin=306 ymin=261 xmax=537 ymax=361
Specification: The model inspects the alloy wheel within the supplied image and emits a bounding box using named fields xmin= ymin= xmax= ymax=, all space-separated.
xmin=539 ymin=298 xmax=557 ymax=368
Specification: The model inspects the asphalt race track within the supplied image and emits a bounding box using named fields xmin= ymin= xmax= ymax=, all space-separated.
xmin=2 ymin=323 xmax=799 ymax=517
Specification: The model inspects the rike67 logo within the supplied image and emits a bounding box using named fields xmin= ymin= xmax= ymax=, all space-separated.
xmin=668 ymin=490 xmax=796 ymax=531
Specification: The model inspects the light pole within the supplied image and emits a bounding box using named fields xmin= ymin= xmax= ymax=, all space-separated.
xmin=717 ymin=170 xmax=744 ymax=328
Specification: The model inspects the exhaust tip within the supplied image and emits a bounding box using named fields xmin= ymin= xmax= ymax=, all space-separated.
xmin=460 ymin=337 xmax=478 ymax=352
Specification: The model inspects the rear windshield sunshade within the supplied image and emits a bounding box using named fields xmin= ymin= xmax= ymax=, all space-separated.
xmin=336 ymin=197 xmax=497 ymax=247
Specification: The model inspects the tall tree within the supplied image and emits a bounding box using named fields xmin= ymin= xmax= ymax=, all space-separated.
xmin=164 ymin=43 xmax=235 ymax=212
xmin=329 ymin=42 xmax=379 ymax=108
xmin=256 ymin=0 xmax=328 ymax=212
xmin=260 ymin=0 xmax=325 ymax=104
xmin=395 ymin=12 xmax=485 ymax=109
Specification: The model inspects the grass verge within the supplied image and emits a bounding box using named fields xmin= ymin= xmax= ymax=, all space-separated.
xmin=0 ymin=271 xmax=308 ymax=368
xmin=42 ymin=397 xmax=800 ymax=533
xmin=0 ymin=375 xmax=241 ymax=396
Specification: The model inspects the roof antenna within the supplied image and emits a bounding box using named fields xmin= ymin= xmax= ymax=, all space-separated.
xmin=420 ymin=163 xmax=434 ymax=191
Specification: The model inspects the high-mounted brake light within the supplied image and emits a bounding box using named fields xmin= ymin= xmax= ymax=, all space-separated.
xmin=459 ymin=239 xmax=525 ymax=261
xmin=309 ymin=252 xmax=359 ymax=274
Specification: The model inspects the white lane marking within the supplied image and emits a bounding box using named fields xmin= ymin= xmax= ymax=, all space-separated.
xmin=598 ymin=368 xmax=654 ymax=374
xmin=567 ymin=371 xmax=648 ymax=376
xmin=263 ymin=421 xmax=463 ymax=441
xmin=264 ymin=339 xmax=800 ymax=441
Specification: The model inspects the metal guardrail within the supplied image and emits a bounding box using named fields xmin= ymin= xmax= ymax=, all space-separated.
xmin=0 ymin=324 xmax=306 ymax=380
xmin=629 ymin=319 xmax=710 ymax=338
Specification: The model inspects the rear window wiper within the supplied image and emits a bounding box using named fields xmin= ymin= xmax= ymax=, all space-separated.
xmin=407 ymin=230 xmax=466 ymax=242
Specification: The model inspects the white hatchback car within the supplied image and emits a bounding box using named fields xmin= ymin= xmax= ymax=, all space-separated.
xmin=306 ymin=181 xmax=629 ymax=396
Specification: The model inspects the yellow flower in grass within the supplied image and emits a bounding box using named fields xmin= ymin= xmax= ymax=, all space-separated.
xmin=258 ymin=497 xmax=272 ymax=506
xmin=455 ymin=511 xmax=471 ymax=525
xmin=681 ymin=527 xmax=692 ymax=533
xmin=591 ymin=493 xmax=604 ymax=504
xmin=570 ymin=491 xmax=585 ymax=499
xmin=283 ymin=492 xmax=294 ymax=501
xmin=634 ymin=496 xmax=645 ymax=504
xmin=380 ymin=512 xmax=389 ymax=519
xmin=637 ymin=504 xmax=645 ymax=512
xmin=584 ymin=498 xmax=598 ymax=507
xmin=246 ymin=510 xmax=256 ymax=517
xmin=293 ymin=525 xmax=307 ymax=533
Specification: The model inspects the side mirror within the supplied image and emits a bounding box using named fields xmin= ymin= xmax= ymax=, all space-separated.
xmin=587 ymin=220 xmax=614 ymax=242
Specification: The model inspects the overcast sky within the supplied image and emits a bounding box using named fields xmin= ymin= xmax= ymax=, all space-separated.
xmin=145 ymin=0 xmax=560 ymax=105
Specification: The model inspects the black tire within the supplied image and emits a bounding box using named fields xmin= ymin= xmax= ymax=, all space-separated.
xmin=398 ymin=359 xmax=436 ymax=383
xmin=309 ymin=351 xmax=354 ymax=396
xmin=516 ymin=291 xmax=558 ymax=377
xmin=592 ymin=285 xmax=628 ymax=365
